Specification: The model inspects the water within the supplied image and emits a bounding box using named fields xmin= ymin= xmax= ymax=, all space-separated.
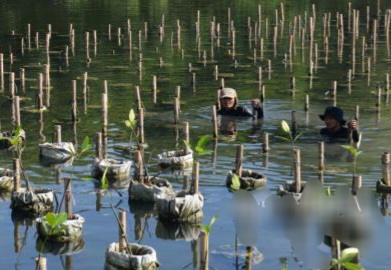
xmin=1 ymin=0 xmax=391 ymax=269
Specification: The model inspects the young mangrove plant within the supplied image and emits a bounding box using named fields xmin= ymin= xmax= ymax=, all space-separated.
xmin=198 ymin=215 xmax=218 ymax=270
xmin=183 ymin=134 xmax=213 ymax=157
xmin=275 ymin=120 xmax=304 ymax=148
xmin=340 ymin=144 xmax=362 ymax=177
xmin=35 ymin=212 xmax=68 ymax=270
xmin=328 ymin=247 xmax=364 ymax=270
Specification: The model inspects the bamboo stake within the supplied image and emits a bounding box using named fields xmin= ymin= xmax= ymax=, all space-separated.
xmin=351 ymin=175 xmax=362 ymax=195
xmin=95 ymin=132 xmax=103 ymax=160
xmin=294 ymin=148 xmax=301 ymax=193
xmin=212 ymin=106 xmax=218 ymax=138
xmin=304 ymin=94 xmax=310 ymax=111
xmin=0 ymin=53 xmax=3 ymax=91
xmin=183 ymin=122 xmax=189 ymax=154
xmin=118 ymin=209 xmax=127 ymax=252
xmin=200 ymin=231 xmax=209 ymax=270
xmin=82 ymin=72 xmax=88 ymax=113
xmin=382 ymin=152 xmax=391 ymax=186
xmin=35 ymin=257 xmax=47 ymax=270
xmin=13 ymin=158 xmax=21 ymax=192
xmin=64 ymin=177 xmax=72 ymax=219
xmin=193 ymin=161 xmax=199 ymax=194
xmin=38 ymin=73 xmax=44 ymax=110
xmin=20 ymin=68 xmax=25 ymax=94
xmin=262 ymin=132 xmax=270 ymax=153
xmin=318 ymin=141 xmax=324 ymax=182
xmin=174 ymin=97 xmax=180 ymax=124
xmin=55 ymin=125 xmax=62 ymax=143
xmin=235 ymin=145 xmax=243 ymax=177
xmin=138 ymin=107 xmax=145 ymax=145
xmin=72 ymin=80 xmax=77 ymax=122
xmin=14 ymin=96 xmax=21 ymax=127
xmin=9 ymin=72 xmax=15 ymax=100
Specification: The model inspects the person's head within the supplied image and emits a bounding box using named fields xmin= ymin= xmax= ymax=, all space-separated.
xmin=220 ymin=87 xmax=238 ymax=109
xmin=319 ymin=106 xmax=346 ymax=131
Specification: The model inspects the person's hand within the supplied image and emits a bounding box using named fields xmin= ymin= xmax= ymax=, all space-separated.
xmin=251 ymin=98 xmax=261 ymax=109
xmin=348 ymin=119 xmax=358 ymax=130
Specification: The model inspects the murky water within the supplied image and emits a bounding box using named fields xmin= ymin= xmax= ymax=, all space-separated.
xmin=1 ymin=0 xmax=391 ymax=269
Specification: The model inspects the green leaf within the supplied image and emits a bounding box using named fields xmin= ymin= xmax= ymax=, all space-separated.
xmin=101 ymin=167 xmax=109 ymax=190
xmin=196 ymin=149 xmax=213 ymax=156
xmin=10 ymin=126 xmax=23 ymax=146
xmin=79 ymin=136 xmax=92 ymax=157
xmin=80 ymin=177 xmax=95 ymax=181
xmin=129 ymin=109 xmax=136 ymax=122
xmin=341 ymin=145 xmax=357 ymax=156
xmin=343 ymin=262 xmax=364 ymax=270
xmin=209 ymin=215 xmax=218 ymax=227
xmin=325 ymin=186 xmax=331 ymax=196
xmin=45 ymin=212 xmax=67 ymax=228
xmin=275 ymin=136 xmax=291 ymax=142
xmin=183 ymin=139 xmax=192 ymax=152
xmin=51 ymin=225 xmax=67 ymax=235
xmin=281 ymin=120 xmax=290 ymax=134
xmin=230 ymin=173 xmax=241 ymax=191
xmin=124 ymin=120 xmax=132 ymax=128
xmin=195 ymin=135 xmax=212 ymax=150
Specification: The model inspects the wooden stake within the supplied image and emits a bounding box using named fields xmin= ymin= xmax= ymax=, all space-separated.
xmin=102 ymin=93 xmax=108 ymax=158
xmin=212 ymin=105 xmax=218 ymax=138
xmin=95 ymin=132 xmax=103 ymax=160
xmin=38 ymin=73 xmax=43 ymax=110
xmin=351 ymin=175 xmax=362 ymax=195
xmin=13 ymin=158 xmax=20 ymax=192
xmin=235 ymin=145 xmax=243 ymax=177
xmin=138 ymin=107 xmax=145 ymax=145
xmin=20 ymin=68 xmax=25 ymax=94
xmin=262 ymin=132 xmax=270 ymax=153
xmin=118 ymin=209 xmax=127 ymax=253
xmin=174 ymin=97 xmax=180 ymax=124
xmin=304 ymin=94 xmax=310 ymax=111
xmin=55 ymin=125 xmax=62 ymax=143
xmin=82 ymin=72 xmax=88 ymax=113
xmin=72 ymin=80 xmax=77 ymax=122
xmin=9 ymin=72 xmax=15 ymax=100
xmin=135 ymin=150 xmax=144 ymax=181
xmin=318 ymin=141 xmax=325 ymax=173
xmin=193 ymin=161 xmax=199 ymax=194
xmin=200 ymin=231 xmax=209 ymax=270
xmin=14 ymin=96 xmax=21 ymax=127
xmin=294 ymin=148 xmax=301 ymax=193
xmin=183 ymin=122 xmax=189 ymax=154
xmin=381 ymin=152 xmax=391 ymax=186
xmin=35 ymin=257 xmax=47 ymax=270
xmin=64 ymin=177 xmax=72 ymax=219
xmin=0 ymin=53 xmax=3 ymax=91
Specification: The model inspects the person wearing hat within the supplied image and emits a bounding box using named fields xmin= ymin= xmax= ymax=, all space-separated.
xmin=319 ymin=106 xmax=360 ymax=143
xmin=218 ymin=87 xmax=263 ymax=118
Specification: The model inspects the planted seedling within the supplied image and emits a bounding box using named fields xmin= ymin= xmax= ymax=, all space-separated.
xmin=341 ymin=144 xmax=362 ymax=177
xmin=36 ymin=212 xmax=68 ymax=269
xmin=328 ymin=247 xmax=364 ymax=270
xmin=184 ymin=134 xmax=213 ymax=157
xmin=275 ymin=120 xmax=305 ymax=148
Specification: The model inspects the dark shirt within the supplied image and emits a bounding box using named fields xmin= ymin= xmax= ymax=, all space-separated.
xmin=319 ymin=126 xmax=360 ymax=143
xmin=218 ymin=105 xmax=264 ymax=119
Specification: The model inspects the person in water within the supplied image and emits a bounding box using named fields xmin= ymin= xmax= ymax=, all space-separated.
xmin=217 ymin=87 xmax=264 ymax=118
xmin=319 ymin=106 xmax=360 ymax=144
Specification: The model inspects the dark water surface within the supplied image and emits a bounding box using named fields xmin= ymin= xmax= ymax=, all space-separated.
xmin=1 ymin=0 xmax=391 ymax=269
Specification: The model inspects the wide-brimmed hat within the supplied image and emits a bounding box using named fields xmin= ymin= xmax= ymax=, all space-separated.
xmin=220 ymin=88 xmax=237 ymax=99
xmin=319 ymin=106 xmax=346 ymax=125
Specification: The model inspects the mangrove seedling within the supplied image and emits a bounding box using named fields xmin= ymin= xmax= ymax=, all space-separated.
xmin=124 ymin=108 xmax=137 ymax=147
xmin=341 ymin=144 xmax=362 ymax=176
xmin=36 ymin=212 xmax=68 ymax=269
xmin=275 ymin=120 xmax=304 ymax=148
xmin=199 ymin=214 xmax=218 ymax=235
xmin=184 ymin=134 xmax=213 ymax=156
xmin=328 ymin=247 xmax=364 ymax=270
